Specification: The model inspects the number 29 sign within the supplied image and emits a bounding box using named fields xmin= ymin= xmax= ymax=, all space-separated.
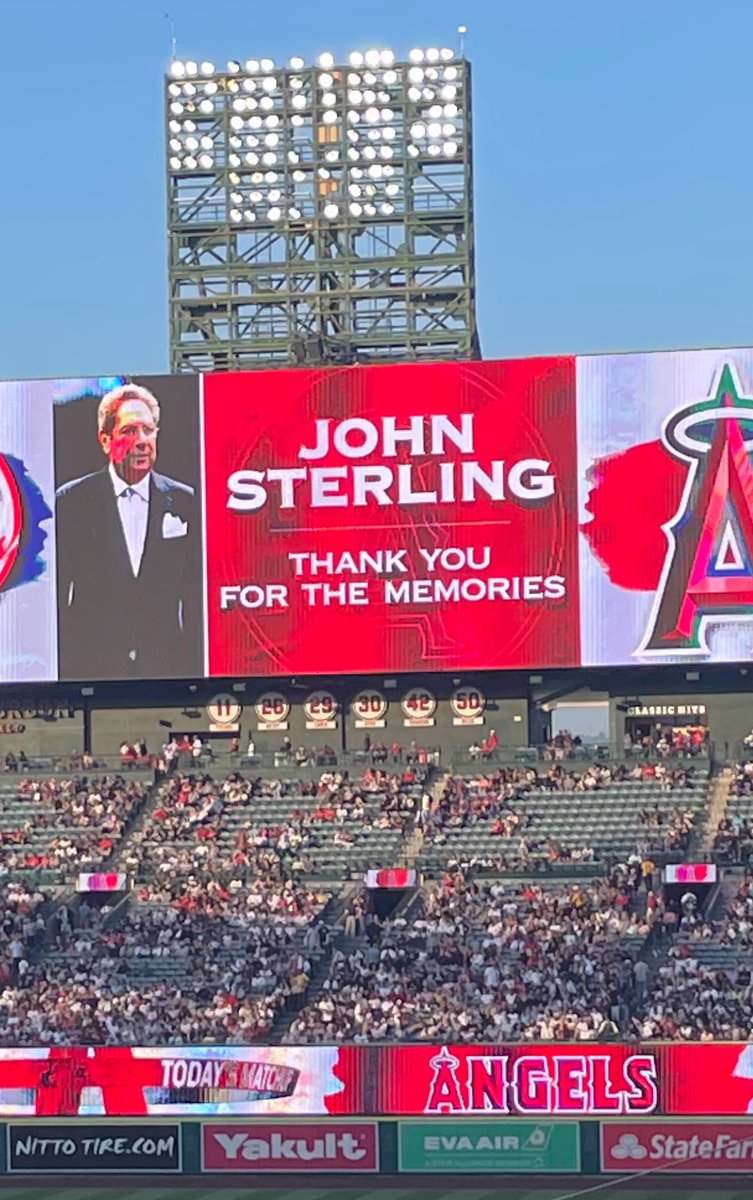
xmin=304 ymin=689 xmax=339 ymax=730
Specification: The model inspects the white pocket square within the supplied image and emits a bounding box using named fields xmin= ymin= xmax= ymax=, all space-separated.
xmin=162 ymin=513 xmax=188 ymax=539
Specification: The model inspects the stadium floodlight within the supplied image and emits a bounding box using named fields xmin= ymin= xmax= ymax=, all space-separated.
xmin=168 ymin=47 xmax=476 ymax=370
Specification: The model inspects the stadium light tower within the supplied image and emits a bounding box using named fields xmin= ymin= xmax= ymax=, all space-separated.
xmin=166 ymin=47 xmax=479 ymax=372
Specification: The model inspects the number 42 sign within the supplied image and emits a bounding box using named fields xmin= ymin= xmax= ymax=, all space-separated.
xmin=402 ymin=688 xmax=437 ymax=727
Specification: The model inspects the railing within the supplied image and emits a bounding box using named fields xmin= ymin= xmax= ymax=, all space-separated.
xmin=163 ymin=747 xmax=443 ymax=774
xmin=451 ymin=742 xmax=713 ymax=771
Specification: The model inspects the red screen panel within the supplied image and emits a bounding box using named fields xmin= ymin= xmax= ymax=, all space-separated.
xmin=203 ymin=358 xmax=579 ymax=676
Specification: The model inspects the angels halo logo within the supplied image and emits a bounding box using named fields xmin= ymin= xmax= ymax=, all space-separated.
xmin=0 ymin=453 xmax=24 ymax=591
xmin=639 ymin=362 xmax=753 ymax=656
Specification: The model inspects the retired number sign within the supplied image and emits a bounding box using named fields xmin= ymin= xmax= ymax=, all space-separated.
xmin=254 ymin=691 xmax=291 ymax=732
xmin=450 ymin=686 xmax=486 ymax=726
xmin=401 ymin=688 xmax=437 ymax=727
xmin=352 ymin=689 xmax=388 ymax=729
xmin=304 ymin=689 xmax=338 ymax=730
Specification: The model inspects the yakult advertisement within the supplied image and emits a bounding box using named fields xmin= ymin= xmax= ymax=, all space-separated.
xmin=3 ymin=1043 xmax=753 ymax=1118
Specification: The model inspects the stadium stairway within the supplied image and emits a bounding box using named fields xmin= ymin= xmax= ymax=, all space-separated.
xmin=29 ymin=771 xmax=161 ymax=956
xmin=698 ymin=765 xmax=735 ymax=855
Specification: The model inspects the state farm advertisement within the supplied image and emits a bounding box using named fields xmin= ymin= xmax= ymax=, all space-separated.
xmin=203 ymin=360 xmax=580 ymax=676
xmin=4 ymin=1043 xmax=753 ymax=1118
xmin=202 ymin=1122 xmax=379 ymax=1172
xmin=602 ymin=1123 xmax=753 ymax=1173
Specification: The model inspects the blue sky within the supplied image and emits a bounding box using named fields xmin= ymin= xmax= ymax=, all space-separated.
xmin=1 ymin=0 xmax=749 ymax=378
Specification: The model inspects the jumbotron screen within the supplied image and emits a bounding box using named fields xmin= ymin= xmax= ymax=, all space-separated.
xmin=2 ymin=1044 xmax=753 ymax=1117
xmin=2 ymin=347 xmax=753 ymax=681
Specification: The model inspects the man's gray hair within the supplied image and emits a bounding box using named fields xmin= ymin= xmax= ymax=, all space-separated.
xmin=97 ymin=384 xmax=160 ymax=437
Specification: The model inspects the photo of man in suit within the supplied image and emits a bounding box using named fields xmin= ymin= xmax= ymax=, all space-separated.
xmin=56 ymin=382 xmax=202 ymax=679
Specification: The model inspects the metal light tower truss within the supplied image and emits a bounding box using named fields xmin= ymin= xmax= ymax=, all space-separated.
xmin=166 ymin=47 xmax=479 ymax=372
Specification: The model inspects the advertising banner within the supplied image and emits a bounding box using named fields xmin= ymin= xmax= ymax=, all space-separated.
xmin=578 ymin=348 xmax=753 ymax=667
xmin=0 ymin=1046 xmax=363 ymax=1117
xmin=399 ymin=1120 xmax=579 ymax=1173
xmin=6 ymin=350 xmax=753 ymax=684
xmin=202 ymin=1122 xmax=379 ymax=1172
xmin=7 ymin=1122 xmax=180 ymax=1173
xmin=601 ymin=1123 xmax=753 ymax=1173
xmin=3 ymin=1042 xmax=753 ymax=1119
xmin=203 ymin=360 xmax=580 ymax=677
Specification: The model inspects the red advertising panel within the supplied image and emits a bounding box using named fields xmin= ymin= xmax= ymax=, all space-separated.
xmin=602 ymin=1123 xmax=753 ymax=1173
xmin=2 ymin=1044 xmax=753 ymax=1118
xmin=202 ymin=1122 xmax=379 ymax=1172
xmin=378 ymin=1044 xmax=753 ymax=1119
xmin=203 ymin=359 xmax=579 ymax=676
xmin=376 ymin=1045 xmax=659 ymax=1115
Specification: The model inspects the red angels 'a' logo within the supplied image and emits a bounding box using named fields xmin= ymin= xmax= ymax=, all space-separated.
xmin=0 ymin=454 xmax=23 ymax=591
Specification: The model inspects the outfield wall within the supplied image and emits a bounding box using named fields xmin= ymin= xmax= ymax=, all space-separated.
xmin=1 ymin=1119 xmax=753 ymax=1177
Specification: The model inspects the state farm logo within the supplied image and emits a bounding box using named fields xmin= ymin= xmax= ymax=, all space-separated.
xmin=610 ymin=1132 xmax=648 ymax=1161
xmin=202 ymin=1123 xmax=379 ymax=1173
xmin=603 ymin=1123 xmax=753 ymax=1173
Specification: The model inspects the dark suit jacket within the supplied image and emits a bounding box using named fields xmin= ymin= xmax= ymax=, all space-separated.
xmin=56 ymin=468 xmax=202 ymax=680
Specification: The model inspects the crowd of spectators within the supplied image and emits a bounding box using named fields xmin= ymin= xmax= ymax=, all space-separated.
xmin=0 ymin=776 xmax=148 ymax=874
xmin=422 ymin=763 xmax=698 ymax=866
xmin=285 ymin=868 xmax=658 ymax=1044
xmin=631 ymin=945 xmax=753 ymax=1041
xmin=121 ymin=767 xmax=423 ymax=887
xmin=0 ymin=894 xmax=324 ymax=1045
xmin=715 ymin=761 xmax=753 ymax=865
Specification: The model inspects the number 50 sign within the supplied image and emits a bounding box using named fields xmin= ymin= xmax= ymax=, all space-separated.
xmin=450 ymin=686 xmax=486 ymax=726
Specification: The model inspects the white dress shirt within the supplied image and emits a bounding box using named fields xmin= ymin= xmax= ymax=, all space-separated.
xmin=109 ymin=463 xmax=150 ymax=577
